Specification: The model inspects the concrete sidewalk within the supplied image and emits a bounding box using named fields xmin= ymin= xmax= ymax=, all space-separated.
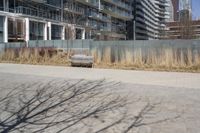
xmin=0 ymin=63 xmax=200 ymax=89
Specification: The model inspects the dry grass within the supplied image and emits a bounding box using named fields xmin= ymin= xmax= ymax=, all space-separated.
xmin=0 ymin=48 xmax=70 ymax=66
xmin=1 ymin=47 xmax=200 ymax=72
xmin=91 ymin=47 xmax=200 ymax=73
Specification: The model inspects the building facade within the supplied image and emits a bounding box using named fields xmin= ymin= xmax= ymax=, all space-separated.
xmin=179 ymin=0 xmax=192 ymax=11
xmin=169 ymin=0 xmax=192 ymax=21
xmin=166 ymin=0 xmax=195 ymax=39
xmin=179 ymin=0 xmax=192 ymax=20
xmin=127 ymin=0 xmax=170 ymax=40
xmin=171 ymin=0 xmax=179 ymax=21
xmin=0 ymin=0 xmax=133 ymax=43
xmin=166 ymin=20 xmax=200 ymax=39
xmin=166 ymin=0 xmax=174 ymax=22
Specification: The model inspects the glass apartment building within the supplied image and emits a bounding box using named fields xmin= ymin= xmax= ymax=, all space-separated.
xmin=128 ymin=0 xmax=170 ymax=40
xmin=0 ymin=0 xmax=133 ymax=42
xmin=179 ymin=0 xmax=192 ymax=21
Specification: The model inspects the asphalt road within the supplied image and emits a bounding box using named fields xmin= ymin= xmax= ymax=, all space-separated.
xmin=0 ymin=63 xmax=200 ymax=133
xmin=0 ymin=63 xmax=200 ymax=89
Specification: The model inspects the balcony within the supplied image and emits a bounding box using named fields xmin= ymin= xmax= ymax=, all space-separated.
xmin=14 ymin=6 xmax=61 ymax=21
xmin=75 ymin=0 xmax=99 ymax=9
xmin=0 ymin=6 xmax=3 ymax=11
xmin=64 ymin=3 xmax=85 ymax=15
xmin=101 ymin=5 xmax=133 ymax=20
xmin=102 ymin=0 xmax=132 ymax=11
xmin=31 ymin=0 xmax=46 ymax=3
xmin=88 ymin=12 xmax=111 ymax=22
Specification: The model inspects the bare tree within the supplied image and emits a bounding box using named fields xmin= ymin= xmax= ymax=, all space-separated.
xmin=0 ymin=80 xmax=181 ymax=133
xmin=179 ymin=10 xmax=195 ymax=39
xmin=179 ymin=19 xmax=195 ymax=39
xmin=63 ymin=0 xmax=87 ymax=40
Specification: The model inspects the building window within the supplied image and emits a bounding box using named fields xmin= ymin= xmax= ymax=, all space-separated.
xmin=0 ymin=0 xmax=3 ymax=11
xmin=30 ymin=21 xmax=44 ymax=40
xmin=8 ymin=18 xmax=25 ymax=42
xmin=51 ymin=24 xmax=62 ymax=40
xmin=0 ymin=16 xmax=4 ymax=42
xmin=76 ymin=29 xmax=82 ymax=39
xmin=9 ymin=0 xmax=15 ymax=12
xmin=46 ymin=0 xmax=61 ymax=7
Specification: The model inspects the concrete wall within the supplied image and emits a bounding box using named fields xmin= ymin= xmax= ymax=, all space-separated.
xmin=2 ymin=40 xmax=200 ymax=53
xmin=26 ymin=40 xmax=200 ymax=55
xmin=28 ymin=40 xmax=91 ymax=49
xmin=24 ymin=40 xmax=200 ymax=49
xmin=0 ymin=42 xmax=26 ymax=53
xmin=0 ymin=43 xmax=5 ymax=53
xmin=89 ymin=40 xmax=200 ymax=65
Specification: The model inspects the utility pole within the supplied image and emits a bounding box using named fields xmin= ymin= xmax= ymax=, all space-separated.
xmin=98 ymin=0 xmax=101 ymax=10
xmin=61 ymin=0 xmax=64 ymax=22
xmin=132 ymin=0 xmax=136 ymax=40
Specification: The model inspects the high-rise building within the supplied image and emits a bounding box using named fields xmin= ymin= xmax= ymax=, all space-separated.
xmin=171 ymin=0 xmax=192 ymax=21
xmin=166 ymin=0 xmax=174 ymax=22
xmin=166 ymin=0 xmax=196 ymax=40
xmin=73 ymin=0 xmax=133 ymax=40
xmin=127 ymin=0 xmax=170 ymax=40
xmin=179 ymin=0 xmax=192 ymax=11
xmin=171 ymin=0 xmax=179 ymax=21
xmin=178 ymin=0 xmax=192 ymax=20
xmin=0 ymin=0 xmax=133 ymax=43
xmin=166 ymin=20 xmax=200 ymax=39
xmin=0 ymin=0 xmax=172 ymax=42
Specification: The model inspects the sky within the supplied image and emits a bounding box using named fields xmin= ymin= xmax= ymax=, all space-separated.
xmin=192 ymin=0 xmax=200 ymax=20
